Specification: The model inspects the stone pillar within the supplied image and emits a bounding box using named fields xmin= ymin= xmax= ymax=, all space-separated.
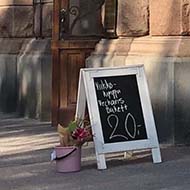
xmin=116 ymin=0 xmax=149 ymax=36
xmin=0 ymin=0 xmax=33 ymax=112
xmin=17 ymin=0 xmax=53 ymax=120
xmin=0 ymin=0 xmax=53 ymax=121
xmin=17 ymin=39 xmax=52 ymax=120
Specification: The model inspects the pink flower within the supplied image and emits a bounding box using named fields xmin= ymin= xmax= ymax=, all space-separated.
xmin=72 ymin=128 xmax=88 ymax=142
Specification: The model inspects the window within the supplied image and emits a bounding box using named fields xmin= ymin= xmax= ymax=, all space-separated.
xmin=59 ymin=0 xmax=117 ymax=39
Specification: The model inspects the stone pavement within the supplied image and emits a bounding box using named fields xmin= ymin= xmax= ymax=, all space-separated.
xmin=0 ymin=113 xmax=190 ymax=190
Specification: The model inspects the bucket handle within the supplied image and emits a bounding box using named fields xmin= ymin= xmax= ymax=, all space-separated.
xmin=55 ymin=147 xmax=77 ymax=161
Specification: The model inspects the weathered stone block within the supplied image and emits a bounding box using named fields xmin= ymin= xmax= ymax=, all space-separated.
xmin=0 ymin=0 xmax=33 ymax=6
xmin=0 ymin=7 xmax=12 ymax=37
xmin=182 ymin=0 xmax=190 ymax=35
xmin=117 ymin=0 xmax=149 ymax=36
xmin=34 ymin=4 xmax=41 ymax=37
xmin=42 ymin=3 xmax=53 ymax=37
xmin=17 ymin=39 xmax=51 ymax=120
xmin=17 ymin=53 xmax=41 ymax=118
xmin=34 ymin=0 xmax=53 ymax=3
xmin=174 ymin=60 xmax=190 ymax=144
xmin=0 ymin=6 xmax=33 ymax=37
xmin=41 ymin=54 xmax=52 ymax=120
xmin=0 ymin=38 xmax=24 ymax=54
xmin=13 ymin=6 xmax=33 ymax=37
xmin=0 ymin=55 xmax=17 ymax=112
xmin=0 ymin=58 xmax=6 ymax=111
xmin=150 ymin=0 xmax=182 ymax=35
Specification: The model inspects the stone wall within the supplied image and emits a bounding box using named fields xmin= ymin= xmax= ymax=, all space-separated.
xmin=87 ymin=37 xmax=190 ymax=145
xmin=116 ymin=0 xmax=190 ymax=36
xmin=87 ymin=0 xmax=190 ymax=145
xmin=0 ymin=0 xmax=53 ymax=120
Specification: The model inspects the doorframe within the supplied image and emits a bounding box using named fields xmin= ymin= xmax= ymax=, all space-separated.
xmin=51 ymin=0 xmax=102 ymax=127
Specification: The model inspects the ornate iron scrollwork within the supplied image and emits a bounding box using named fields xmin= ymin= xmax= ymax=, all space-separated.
xmin=59 ymin=0 xmax=105 ymax=39
xmin=69 ymin=6 xmax=80 ymax=16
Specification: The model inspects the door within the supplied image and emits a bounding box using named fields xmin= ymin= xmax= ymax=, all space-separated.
xmin=52 ymin=0 xmax=104 ymax=127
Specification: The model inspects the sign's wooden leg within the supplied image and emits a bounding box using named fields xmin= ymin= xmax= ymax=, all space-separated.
xmin=151 ymin=147 xmax=162 ymax=163
xmin=75 ymin=71 xmax=86 ymax=120
xmin=96 ymin=153 xmax=107 ymax=170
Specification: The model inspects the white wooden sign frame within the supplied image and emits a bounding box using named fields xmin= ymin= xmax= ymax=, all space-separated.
xmin=76 ymin=65 xmax=162 ymax=170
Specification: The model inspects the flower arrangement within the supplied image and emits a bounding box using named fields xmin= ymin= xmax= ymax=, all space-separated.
xmin=57 ymin=117 xmax=92 ymax=147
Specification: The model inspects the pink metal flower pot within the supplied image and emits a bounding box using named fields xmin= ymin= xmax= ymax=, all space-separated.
xmin=55 ymin=146 xmax=81 ymax=173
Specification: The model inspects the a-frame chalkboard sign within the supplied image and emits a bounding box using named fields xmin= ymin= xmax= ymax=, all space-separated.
xmin=76 ymin=65 xmax=162 ymax=169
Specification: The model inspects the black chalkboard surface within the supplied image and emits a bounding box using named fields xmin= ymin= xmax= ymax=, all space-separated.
xmin=94 ymin=75 xmax=147 ymax=144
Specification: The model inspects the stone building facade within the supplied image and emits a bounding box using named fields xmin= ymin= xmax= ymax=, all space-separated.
xmin=1 ymin=0 xmax=190 ymax=145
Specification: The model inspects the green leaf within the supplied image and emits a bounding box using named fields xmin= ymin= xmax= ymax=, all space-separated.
xmin=67 ymin=120 xmax=77 ymax=132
